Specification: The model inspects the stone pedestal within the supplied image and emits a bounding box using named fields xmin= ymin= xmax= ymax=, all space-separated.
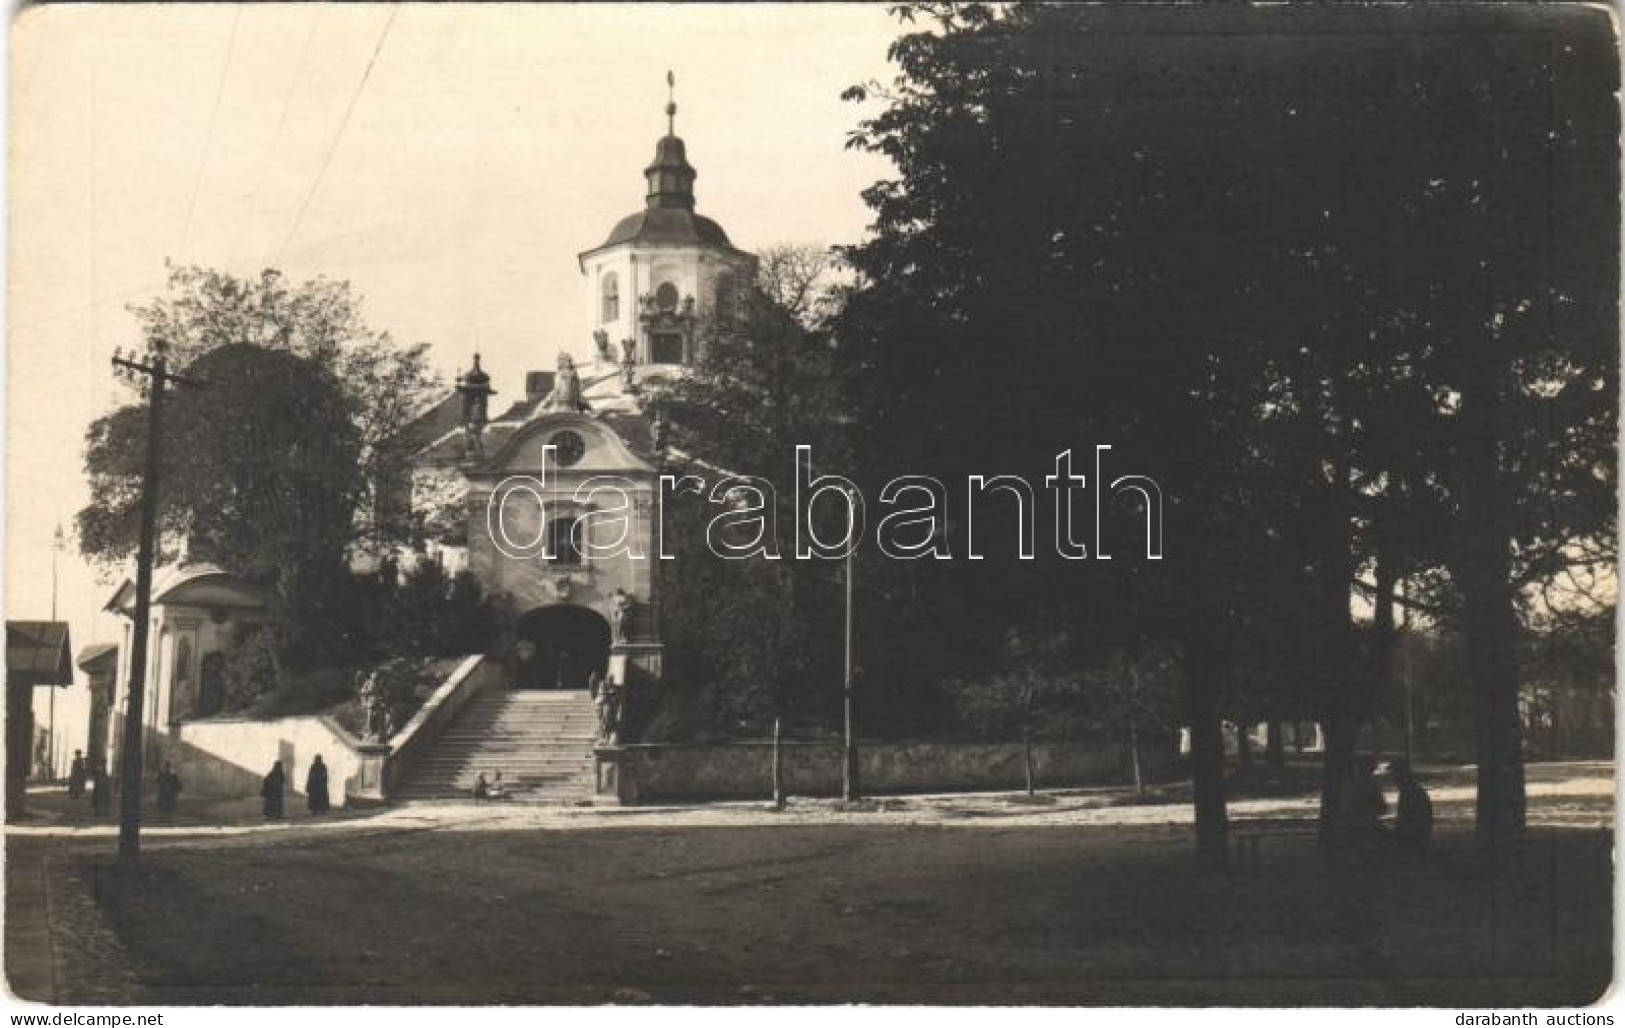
xmin=593 ymin=746 xmax=636 ymax=805
xmin=609 ymin=641 xmax=663 ymax=685
xmin=354 ymin=743 xmax=392 ymax=802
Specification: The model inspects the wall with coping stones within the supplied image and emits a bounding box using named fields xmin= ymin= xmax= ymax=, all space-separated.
xmin=602 ymin=738 xmax=1176 ymax=803
xmin=169 ymin=715 xmax=367 ymax=807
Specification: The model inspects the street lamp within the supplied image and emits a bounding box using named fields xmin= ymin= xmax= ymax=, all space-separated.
xmin=46 ymin=524 xmax=64 ymax=779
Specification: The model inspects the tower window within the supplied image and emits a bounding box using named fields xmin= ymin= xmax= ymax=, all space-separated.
xmin=547 ymin=517 xmax=583 ymax=565
xmin=601 ymin=272 xmax=620 ymax=323
xmin=650 ymin=332 xmax=684 ymax=365
xmin=655 ymin=281 xmax=680 ymax=313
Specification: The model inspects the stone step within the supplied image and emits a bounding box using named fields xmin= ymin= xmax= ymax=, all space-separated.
xmin=394 ymin=682 xmax=599 ymax=801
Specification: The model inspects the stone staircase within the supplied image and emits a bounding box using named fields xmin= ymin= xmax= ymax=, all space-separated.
xmin=392 ymin=689 xmax=598 ymax=802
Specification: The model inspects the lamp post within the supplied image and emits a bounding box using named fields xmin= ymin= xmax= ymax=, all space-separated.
xmin=110 ymin=340 xmax=199 ymax=864
xmin=842 ymin=487 xmax=858 ymax=802
xmin=46 ymin=524 xmax=64 ymax=779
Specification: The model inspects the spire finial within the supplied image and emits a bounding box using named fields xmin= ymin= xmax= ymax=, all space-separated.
xmin=665 ymin=70 xmax=676 ymax=135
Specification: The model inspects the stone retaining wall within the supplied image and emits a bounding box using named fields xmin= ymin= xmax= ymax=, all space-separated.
xmin=170 ymin=715 xmax=369 ymax=807
xmin=597 ymin=737 xmax=1176 ymax=803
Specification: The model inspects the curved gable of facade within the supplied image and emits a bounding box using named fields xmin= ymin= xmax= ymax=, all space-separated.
xmin=105 ymin=569 xmax=273 ymax=615
xmin=479 ymin=413 xmax=654 ymax=478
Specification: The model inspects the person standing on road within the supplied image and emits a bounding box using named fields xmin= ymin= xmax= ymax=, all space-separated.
xmin=67 ymin=751 xmax=86 ymax=798
xmin=155 ymin=762 xmax=183 ymax=818
xmin=1388 ymin=758 xmax=1432 ymax=856
xmin=89 ymin=762 xmax=109 ymax=816
xmin=305 ymin=755 xmax=330 ymax=814
xmin=262 ymin=760 xmax=286 ymax=818
xmin=1337 ymin=755 xmax=1387 ymax=855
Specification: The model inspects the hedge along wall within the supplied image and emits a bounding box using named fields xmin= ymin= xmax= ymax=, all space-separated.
xmin=603 ymin=737 xmax=1176 ymax=803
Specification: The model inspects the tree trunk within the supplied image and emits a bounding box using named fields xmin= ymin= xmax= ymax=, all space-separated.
xmin=1022 ymin=729 xmax=1035 ymax=797
xmin=1184 ymin=636 xmax=1230 ymax=873
xmin=1366 ymin=547 xmax=1402 ymax=759
xmin=1453 ymin=313 xmax=1526 ymax=867
xmin=771 ymin=717 xmax=784 ymax=809
xmin=1316 ymin=579 xmax=1366 ymax=849
xmin=1265 ymin=720 xmax=1285 ymax=766
xmin=1129 ymin=720 xmax=1145 ymax=795
xmin=1457 ymin=555 xmax=1527 ymax=864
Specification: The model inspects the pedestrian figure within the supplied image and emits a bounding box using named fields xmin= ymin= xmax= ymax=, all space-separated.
xmin=261 ymin=760 xmax=286 ymax=818
xmin=305 ymin=755 xmax=330 ymax=814
xmin=473 ymin=772 xmax=490 ymax=802
xmin=1336 ymin=755 xmax=1387 ymax=855
xmin=487 ymin=771 xmax=508 ymax=800
xmin=67 ymin=751 xmax=86 ymax=798
xmin=1388 ymin=758 xmax=1433 ymax=856
xmin=89 ymin=762 xmax=109 ymax=816
xmin=155 ymin=762 xmax=182 ymax=818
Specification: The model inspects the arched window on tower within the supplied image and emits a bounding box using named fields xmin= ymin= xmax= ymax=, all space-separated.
xmin=548 ymin=516 xmax=583 ymax=566
xmin=601 ymin=272 xmax=620 ymax=324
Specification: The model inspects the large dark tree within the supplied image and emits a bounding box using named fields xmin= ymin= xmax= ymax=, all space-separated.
xmin=643 ymin=247 xmax=855 ymax=739
xmin=81 ymin=265 xmax=442 ymax=664
xmin=836 ymin=3 xmax=1615 ymax=868
xmin=81 ymin=344 xmax=363 ymax=662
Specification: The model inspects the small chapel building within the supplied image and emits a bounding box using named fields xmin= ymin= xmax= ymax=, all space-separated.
xmin=391 ymin=91 xmax=756 ymax=696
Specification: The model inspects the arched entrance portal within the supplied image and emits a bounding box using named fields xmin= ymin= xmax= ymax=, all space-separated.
xmin=514 ymin=605 xmax=610 ymax=690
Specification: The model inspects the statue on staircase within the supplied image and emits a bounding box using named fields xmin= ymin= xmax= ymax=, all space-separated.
xmin=358 ymin=670 xmax=392 ymax=744
xmin=595 ymin=675 xmax=622 ymax=745
xmin=611 ymin=588 xmax=634 ymax=644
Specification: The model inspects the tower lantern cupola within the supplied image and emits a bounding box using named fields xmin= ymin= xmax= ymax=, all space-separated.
xmin=645 ymin=71 xmax=697 ymax=211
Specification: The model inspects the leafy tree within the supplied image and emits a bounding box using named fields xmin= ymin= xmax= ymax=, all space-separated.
xmin=369 ymin=561 xmax=495 ymax=659
xmin=223 ymin=625 xmax=281 ymax=711
xmin=118 ymin=263 xmax=440 ymax=549
xmin=82 ymin=344 xmax=365 ymax=664
xmin=642 ymin=249 xmax=853 ymax=740
xmin=836 ymin=2 xmax=1615 ymax=869
xmin=80 ymin=265 xmax=441 ymax=665
xmin=1077 ymin=648 xmax=1182 ymax=795
xmin=949 ymin=627 xmax=1087 ymax=795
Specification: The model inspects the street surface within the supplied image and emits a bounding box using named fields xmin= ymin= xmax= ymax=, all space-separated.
xmin=5 ymin=760 xmax=1612 ymax=1006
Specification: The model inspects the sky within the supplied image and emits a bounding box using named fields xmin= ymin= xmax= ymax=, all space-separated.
xmin=6 ymin=3 xmax=902 ymax=671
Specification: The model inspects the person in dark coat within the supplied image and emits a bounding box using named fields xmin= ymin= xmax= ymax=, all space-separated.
xmin=67 ymin=751 xmax=86 ymax=798
xmin=89 ymin=763 xmax=110 ymax=816
xmin=305 ymin=755 xmax=330 ymax=814
xmin=261 ymin=760 xmax=286 ymax=818
xmin=1336 ymin=755 xmax=1387 ymax=855
xmin=1388 ymin=758 xmax=1433 ymax=856
xmin=155 ymin=762 xmax=183 ymax=817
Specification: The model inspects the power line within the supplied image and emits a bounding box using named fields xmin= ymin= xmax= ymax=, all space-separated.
xmin=250 ymin=7 xmax=322 ymax=269
xmin=270 ymin=5 xmax=399 ymax=270
xmin=177 ymin=7 xmax=242 ymax=259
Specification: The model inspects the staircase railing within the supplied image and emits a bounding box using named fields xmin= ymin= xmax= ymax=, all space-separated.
xmin=382 ymin=654 xmax=498 ymax=798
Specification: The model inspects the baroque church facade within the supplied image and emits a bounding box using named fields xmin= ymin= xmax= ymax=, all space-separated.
xmin=90 ymin=91 xmax=754 ymax=793
xmin=393 ymin=95 xmax=756 ymax=696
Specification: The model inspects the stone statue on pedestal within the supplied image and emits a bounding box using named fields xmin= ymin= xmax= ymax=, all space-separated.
xmin=611 ymin=588 xmax=634 ymax=644
xmin=543 ymin=352 xmax=586 ymax=413
xmin=595 ymin=675 xmax=622 ymax=745
xmin=358 ymin=671 xmax=391 ymax=743
xmin=650 ymin=415 xmax=668 ymax=458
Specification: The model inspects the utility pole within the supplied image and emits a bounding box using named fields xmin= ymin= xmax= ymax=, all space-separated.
xmin=842 ymin=487 xmax=858 ymax=801
xmin=110 ymin=340 xmax=198 ymax=864
xmin=46 ymin=524 xmax=64 ymax=779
